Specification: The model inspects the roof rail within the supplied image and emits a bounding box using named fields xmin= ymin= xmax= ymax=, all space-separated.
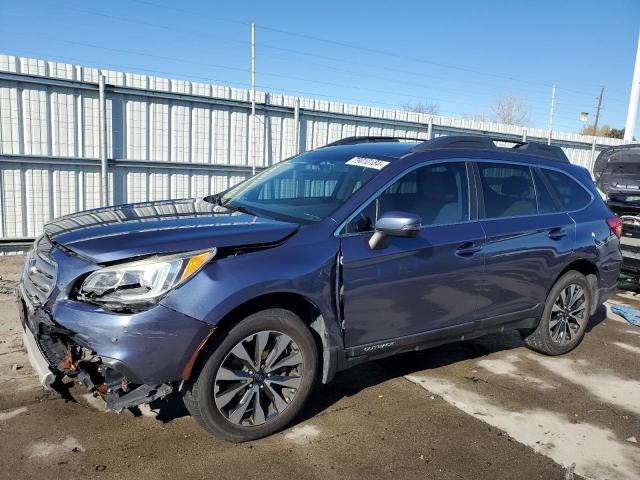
xmin=322 ymin=136 xmax=424 ymax=148
xmin=411 ymin=135 xmax=569 ymax=163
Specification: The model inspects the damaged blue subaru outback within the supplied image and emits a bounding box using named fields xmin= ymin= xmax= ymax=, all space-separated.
xmin=20 ymin=135 xmax=622 ymax=441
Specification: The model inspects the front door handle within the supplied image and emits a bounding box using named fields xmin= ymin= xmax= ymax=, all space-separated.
xmin=548 ymin=227 xmax=567 ymax=240
xmin=456 ymin=242 xmax=482 ymax=257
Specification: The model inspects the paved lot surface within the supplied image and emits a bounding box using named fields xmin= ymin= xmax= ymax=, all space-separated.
xmin=1 ymin=255 xmax=639 ymax=479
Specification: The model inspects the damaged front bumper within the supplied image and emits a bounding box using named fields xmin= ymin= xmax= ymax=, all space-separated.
xmin=17 ymin=234 xmax=214 ymax=413
xmin=19 ymin=298 xmax=174 ymax=411
xmin=18 ymin=289 xmax=211 ymax=412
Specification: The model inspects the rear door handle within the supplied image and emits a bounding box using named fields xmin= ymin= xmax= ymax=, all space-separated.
xmin=456 ymin=242 xmax=483 ymax=257
xmin=548 ymin=227 xmax=567 ymax=240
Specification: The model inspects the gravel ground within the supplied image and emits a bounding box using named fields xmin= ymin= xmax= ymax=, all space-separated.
xmin=1 ymin=255 xmax=639 ymax=479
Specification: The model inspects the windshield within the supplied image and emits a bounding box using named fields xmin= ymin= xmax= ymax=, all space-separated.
xmin=213 ymin=150 xmax=390 ymax=223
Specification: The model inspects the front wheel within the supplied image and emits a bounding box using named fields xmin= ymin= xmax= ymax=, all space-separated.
xmin=182 ymin=308 xmax=317 ymax=442
xmin=522 ymin=270 xmax=592 ymax=356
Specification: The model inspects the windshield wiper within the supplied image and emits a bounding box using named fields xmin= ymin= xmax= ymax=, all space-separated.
xmin=223 ymin=202 xmax=259 ymax=217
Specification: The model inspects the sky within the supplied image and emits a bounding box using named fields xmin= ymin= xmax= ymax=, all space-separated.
xmin=1 ymin=0 xmax=639 ymax=138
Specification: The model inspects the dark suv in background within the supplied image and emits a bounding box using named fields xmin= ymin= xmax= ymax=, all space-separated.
xmin=20 ymin=135 xmax=622 ymax=441
xmin=594 ymin=143 xmax=640 ymax=282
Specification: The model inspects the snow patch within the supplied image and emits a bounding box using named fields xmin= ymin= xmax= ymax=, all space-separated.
xmin=284 ymin=424 xmax=320 ymax=445
xmin=137 ymin=404 xmax=158 ymax=417
xmin=80 ymin=393 xmax=109 ymax=412
xmin=477 ymin=354 xmax=555 ymax=390
xmin=0 ymin=406 xmax=27 ymax=421
xmin=531 ymin=355 xmax=640 ymax=417
xmin=28 ymin=437 xmax=84 ymax=458
xmin=406 ymin=375 xmax=640 ymax=480
xmin=613 ymin=342 xmax=640 ymax=355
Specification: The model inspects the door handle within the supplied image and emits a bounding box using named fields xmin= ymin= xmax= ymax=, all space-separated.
xmin=548 ymin=227 xmax=567 ymax=240
xmin=456 ymin=242 xmax=483 ymax=257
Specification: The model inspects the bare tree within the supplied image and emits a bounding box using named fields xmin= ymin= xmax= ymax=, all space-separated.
xmin=491 ymin=94 xmax=530 ymax=126
xmin=580 ymin=124 xmax=611 ymax=136
xmin=401 ymin=100 xmax=440 ymax=115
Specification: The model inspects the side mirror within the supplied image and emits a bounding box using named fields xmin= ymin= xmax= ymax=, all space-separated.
xmin=369 ymin=211 xmax=422 ymax=250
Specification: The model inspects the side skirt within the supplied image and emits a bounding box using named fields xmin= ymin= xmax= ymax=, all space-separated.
xmin=337 ymin=304 xmax=542 ymax=371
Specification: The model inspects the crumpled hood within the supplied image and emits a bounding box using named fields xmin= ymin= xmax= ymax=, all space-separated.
xmin=44 ymin=198 xmax=299 ymax=264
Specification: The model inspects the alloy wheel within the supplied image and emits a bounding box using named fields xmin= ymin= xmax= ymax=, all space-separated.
xmin=213 ymin=330 xmax=304 ymax=427
xmin=548 ymin=284 xmax=587 ymax=345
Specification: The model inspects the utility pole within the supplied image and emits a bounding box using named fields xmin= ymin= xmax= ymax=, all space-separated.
xmin=250 ymin=23 xmax=256 ymax=176
xmin=547 ymin=84 xmax=556 ymax=145
xmin=590 ymin=87 xmax=604 ymax=166
xmin=624 ymin=32 xmax=640 ymax=142
xmin=98 ymin=74 xmax=108 ymax=207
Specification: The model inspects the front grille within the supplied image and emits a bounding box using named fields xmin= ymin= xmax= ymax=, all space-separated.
xmin=21 ymin=235 xmax=57 ymax=309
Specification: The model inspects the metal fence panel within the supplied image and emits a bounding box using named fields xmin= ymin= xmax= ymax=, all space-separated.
xmin=0 ymin=54 xmax=632 ymax=244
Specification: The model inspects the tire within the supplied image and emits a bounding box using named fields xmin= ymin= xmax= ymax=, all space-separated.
xmin=522 ymin=270 xmax=592 ymax=356
xmin=182 ymin=308 xmax=317 ymax=442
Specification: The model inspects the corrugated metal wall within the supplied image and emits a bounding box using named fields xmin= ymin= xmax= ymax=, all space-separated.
xmin=0 ymin=54 xmax=629 ymax=242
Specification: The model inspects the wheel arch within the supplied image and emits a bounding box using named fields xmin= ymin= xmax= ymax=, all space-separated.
xmin=550 ymin=258 xmax=599 ymax=314
xmin=181 ymin=292 xmax=342 ymax=385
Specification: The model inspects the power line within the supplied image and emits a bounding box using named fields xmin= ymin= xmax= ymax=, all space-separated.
xmin=9 ymin=2 xmax=630 ymax=107
xmin=1 ymin=47 xmax=585 ymax=133
xmin=0 ymin=48 xmax=464 ymax=115
xmin=0 ymin=27 xmax=594 ymax=126
xmin=0 ymin=30 xmax=505 ymax=112
xmin=124 ymin=0 xmax=629 ymax=101
xmin=0 ymin=29 xmax=250 ymax=75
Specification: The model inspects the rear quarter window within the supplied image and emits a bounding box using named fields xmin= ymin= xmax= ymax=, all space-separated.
xmin=543 ymin=169 xmax=592 ymax=211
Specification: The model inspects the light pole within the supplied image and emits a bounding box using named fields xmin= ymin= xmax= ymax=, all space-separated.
xmin=624 ymin=32 xmax=640 ymax=142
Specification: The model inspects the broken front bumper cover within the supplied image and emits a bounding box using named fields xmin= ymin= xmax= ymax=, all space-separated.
xmin=19 ymin=299 xmax=174 ymax=412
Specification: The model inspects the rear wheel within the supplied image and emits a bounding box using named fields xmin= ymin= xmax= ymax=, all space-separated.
xmin=182 ymin=308 xmax=317 ymax=442
xmin=522 ymin=270 xmax=592 ymax=355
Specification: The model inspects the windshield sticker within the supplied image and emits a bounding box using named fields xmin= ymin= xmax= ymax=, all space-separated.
xmin=345 ymin=157 xmax=390 ymax=170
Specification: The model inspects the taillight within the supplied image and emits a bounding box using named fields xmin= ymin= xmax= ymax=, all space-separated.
xmin=606 ymin=216 xmax=622 ymax=239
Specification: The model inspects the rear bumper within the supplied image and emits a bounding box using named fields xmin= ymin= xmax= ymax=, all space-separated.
xmin=621 ymin=249 xmax=640 ymax=279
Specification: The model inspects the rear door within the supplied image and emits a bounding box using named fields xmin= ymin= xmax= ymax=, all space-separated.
xmin=474 ymin=161 xmax=575 ymax=322
xmin=340 ymin=161 xmax=485 ymax=349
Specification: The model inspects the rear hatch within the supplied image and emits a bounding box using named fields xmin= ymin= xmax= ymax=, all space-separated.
xmin=595 ymin=145 xmax=640 ymax=275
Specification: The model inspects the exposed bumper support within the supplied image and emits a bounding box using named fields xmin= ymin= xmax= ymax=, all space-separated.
xmin=22 ymin=326 xmax=56 ymax=390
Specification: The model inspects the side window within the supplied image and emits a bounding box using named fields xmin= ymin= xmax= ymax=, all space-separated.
xmin=478 ymin=163 xmax=536 ymax=218
xmin=343 ymin=162 xmax=469 ymax=233
xmin=532 ymin=169 xmax=558 ymax=214
xmin=543 ymin=169 xmax=592 ymax=211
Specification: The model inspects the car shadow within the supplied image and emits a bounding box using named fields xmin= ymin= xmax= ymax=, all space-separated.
xmin=294 ymin=331 xmax=524 ymax=425
xmin=296 ymin=303 xmax=612 ymax=426
xmin=586 ymin=303 xmax=607 ymax=332
xmin=137 ymin=306 xmax=611 ymax=426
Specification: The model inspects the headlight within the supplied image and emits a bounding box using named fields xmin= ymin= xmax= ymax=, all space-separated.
xmin=79 ymin=249 xmax=216 ymax=310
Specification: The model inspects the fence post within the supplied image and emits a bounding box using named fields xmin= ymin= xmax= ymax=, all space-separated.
xmin=294 ymin=97 xmax=300 ymax=154
xmin=98 ymin=74 xmax=108 ymax=207
xmin=590 ymin=137 xmax=598 ymax=171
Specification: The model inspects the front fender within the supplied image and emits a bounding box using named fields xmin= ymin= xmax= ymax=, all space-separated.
xmin=160 ymin=235 xmax=343 ymax=383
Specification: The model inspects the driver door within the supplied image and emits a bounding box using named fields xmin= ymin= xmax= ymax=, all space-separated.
xmin=339 ymin=161 xmax=485 ymax=349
